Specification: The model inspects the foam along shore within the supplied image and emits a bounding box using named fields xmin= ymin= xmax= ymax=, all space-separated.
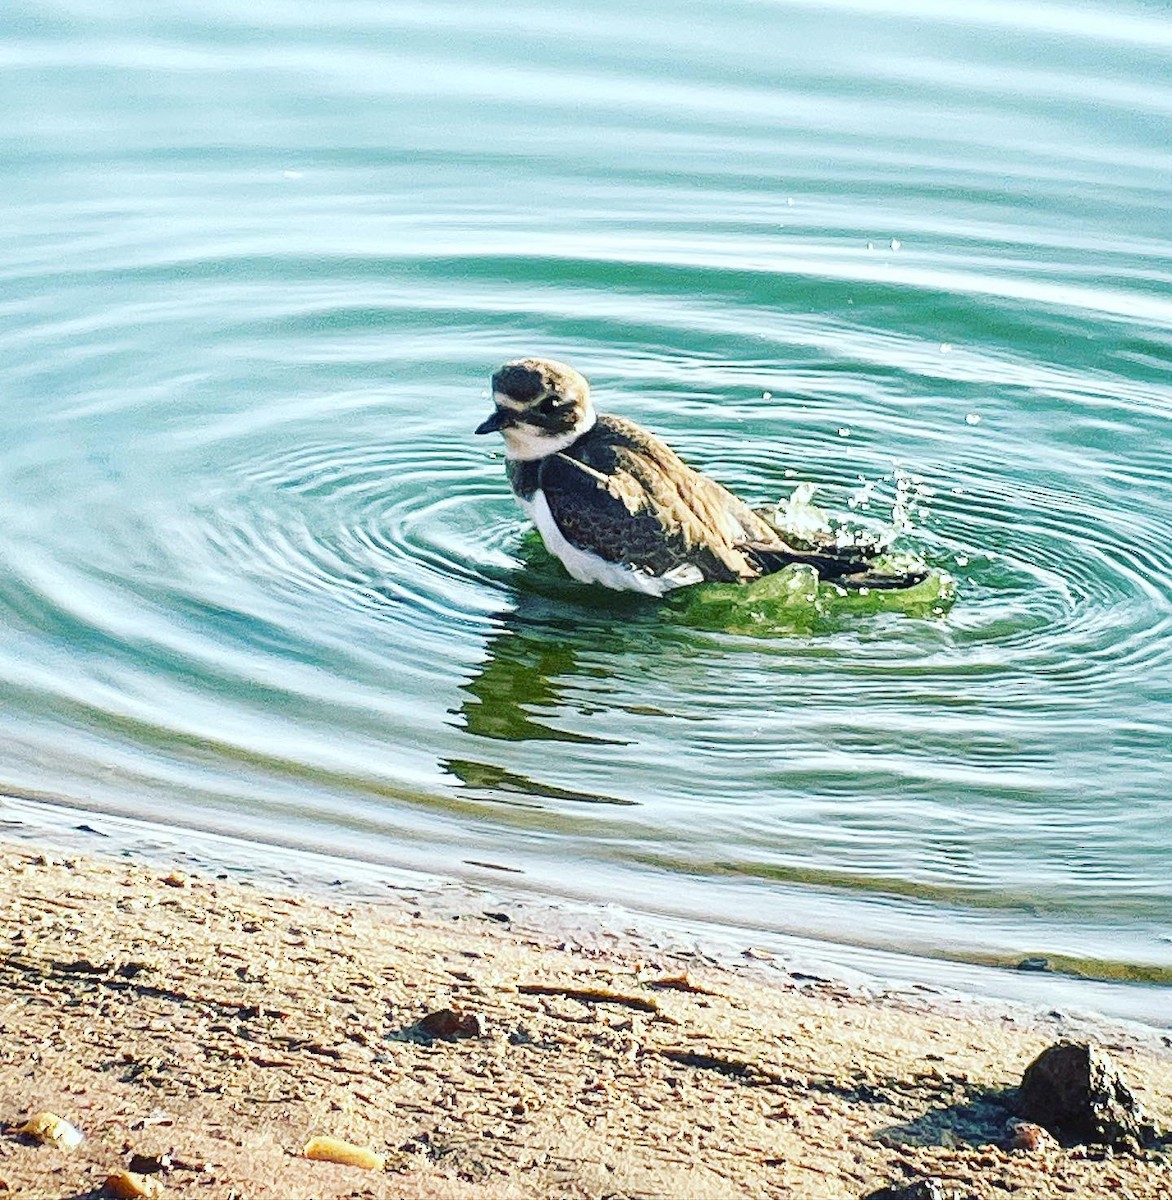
xmin=2 ymin=843 xmax=1170 ymax=1200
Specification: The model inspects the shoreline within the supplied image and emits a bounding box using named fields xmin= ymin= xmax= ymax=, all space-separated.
xmin=4 ymin=791 xmax=1171 ymax=1030
xmin=2 ymin=838 xmax=1170 ymax=1198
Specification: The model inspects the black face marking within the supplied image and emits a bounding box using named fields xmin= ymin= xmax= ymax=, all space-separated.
xmin=491 ymin=364 xmax=545 ymax=402
xmin=537 ymin=393 xmax=571 ymax=416
xmin=519 ymin=393 xmax=579 ymax=432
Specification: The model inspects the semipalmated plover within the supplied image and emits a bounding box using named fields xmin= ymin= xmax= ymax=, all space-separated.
xmin=476 ymin=358 xmax=924 ymax=595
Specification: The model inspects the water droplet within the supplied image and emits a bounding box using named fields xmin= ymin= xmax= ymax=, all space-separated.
xmin=866 ymin=241 xmax=875 ymax=251
xmin=890 ymin=238 xmax=901 ymax=251
xmin=761 ymin=391 xmax=773 ymax=400
xmin=838 ymin=427 xmax=851 ymax=438
xmin=940 ymin=342 xmax=953 ymax=353
xmin=786 ymin=197 xmax=794 ymax=206
xmin=955 ymin=555 xmax=969 ymax=567
xmin=965 ymin=413 xmax=981 ymax=425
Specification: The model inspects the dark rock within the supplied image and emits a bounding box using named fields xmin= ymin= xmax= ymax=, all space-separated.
xmin=1016 ymin=1040 xmax=1158 ymax=1147
xmin=417 ymin=1007 xmax=486 ymax=1040
xmin=862 ymin=1178 xmax=944 ymax=1200
xmin=126 ymin=1153 xmax=171 ymax=1175
xmin=56 ymin=957 xmax=110 ymax=976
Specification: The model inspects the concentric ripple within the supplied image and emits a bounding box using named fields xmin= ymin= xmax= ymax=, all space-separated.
xmin=208 ymin=438 xmax=520 ymax=622
xmin=1 ymin=0 xmax=1171 ymax=1002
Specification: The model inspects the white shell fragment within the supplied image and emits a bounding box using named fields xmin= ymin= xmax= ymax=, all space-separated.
xmin=20 ymin=1111 xmax=84 ymax=1150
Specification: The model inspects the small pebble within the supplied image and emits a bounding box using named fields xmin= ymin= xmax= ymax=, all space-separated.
xmin=1006 ymin=1118 xmax=1057 ymax=1152
xmin=418 ymin=1007 xmax=487 ymax=1040
xmin=103 ymin=1170 xmax=163 ymax=1199
xmin=303 ymin=1136 xmax=385 ymax=1171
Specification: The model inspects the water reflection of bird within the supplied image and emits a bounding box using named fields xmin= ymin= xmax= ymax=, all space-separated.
xmin=448 ymin=588 xmax=638 ymax=808
xmin=477 ymin=358 xmax=925 ymax=595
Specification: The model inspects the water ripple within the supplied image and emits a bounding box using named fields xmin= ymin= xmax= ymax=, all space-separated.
xmin=1 ymin=0 xmax=1171 ymax=994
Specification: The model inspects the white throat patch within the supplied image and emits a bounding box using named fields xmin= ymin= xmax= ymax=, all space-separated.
xmin=500 ymin=404 xmax=597 ymax=462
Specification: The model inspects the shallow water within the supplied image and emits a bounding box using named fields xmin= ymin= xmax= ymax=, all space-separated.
xmin=2 ymin=0 xmax=1171 ymax=999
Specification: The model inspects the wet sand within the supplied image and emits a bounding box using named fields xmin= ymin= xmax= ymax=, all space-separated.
xmin=2 ymin=843 xmax=1170 ymax=1199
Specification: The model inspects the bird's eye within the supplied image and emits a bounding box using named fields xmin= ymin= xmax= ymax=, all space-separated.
xmin=538 ymin=394 xmax=567 ymax=415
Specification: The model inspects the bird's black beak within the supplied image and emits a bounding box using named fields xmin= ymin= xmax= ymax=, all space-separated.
xmin=475 ymin=408 xmax=510 ymax=435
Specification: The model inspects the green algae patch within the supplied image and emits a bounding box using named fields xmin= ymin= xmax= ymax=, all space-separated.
xmin=668 ymin=562 xmax=955 ymax=634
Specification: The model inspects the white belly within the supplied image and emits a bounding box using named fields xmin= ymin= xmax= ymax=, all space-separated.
xmin=530 ymin=490 xmax=702 ymax=596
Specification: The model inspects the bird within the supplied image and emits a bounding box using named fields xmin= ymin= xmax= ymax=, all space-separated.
xmin=476 ymin=357 xmax=926 ymax=596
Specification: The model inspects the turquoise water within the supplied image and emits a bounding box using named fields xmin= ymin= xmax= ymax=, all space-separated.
xmin=2 ymin=1 xmax=1171 ymax=995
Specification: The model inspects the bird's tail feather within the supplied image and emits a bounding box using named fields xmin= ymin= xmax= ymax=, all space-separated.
xmin=738 ymin=540 xmax=928 ymax=591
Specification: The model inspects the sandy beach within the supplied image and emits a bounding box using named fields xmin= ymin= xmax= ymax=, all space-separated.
xmin=2 ymin=842 xmax=1170 ymax=1199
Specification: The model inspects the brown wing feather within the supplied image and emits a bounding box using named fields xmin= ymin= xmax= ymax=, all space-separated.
xmin=539 ymin=417 xmax=773 ymax=583
xmin=533 ymin=415 xmax=928 ymax=590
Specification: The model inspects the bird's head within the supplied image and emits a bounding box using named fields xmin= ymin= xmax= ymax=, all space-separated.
xmin=476 ymin=358 xmax=596 ymax=461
